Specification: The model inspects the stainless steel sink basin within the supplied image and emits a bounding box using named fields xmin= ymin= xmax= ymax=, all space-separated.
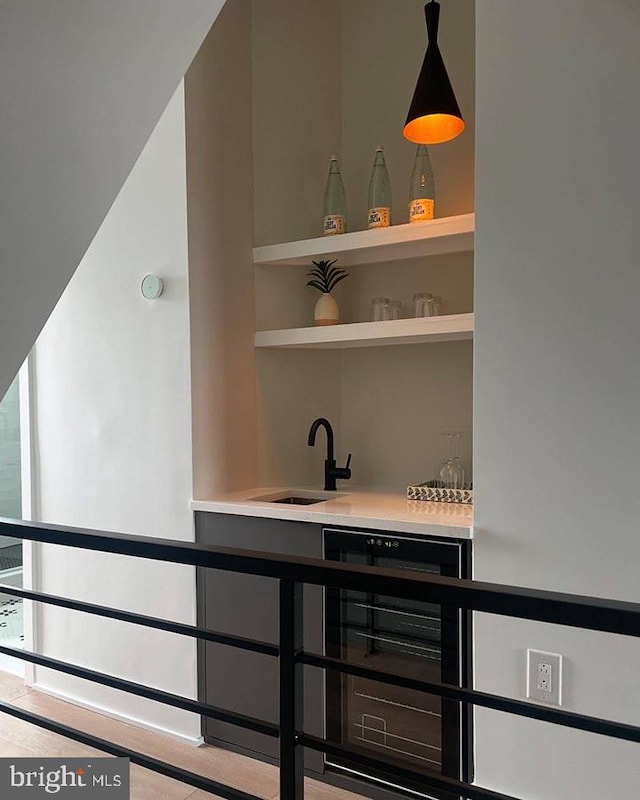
xmin=271 ymin=496 xmax=324 ymax=506
xmin=248 ymin=490 xmax=346 ymax=506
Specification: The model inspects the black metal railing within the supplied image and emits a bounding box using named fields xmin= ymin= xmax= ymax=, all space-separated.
xmin=0 ymin=517 xmax=638 ymax=800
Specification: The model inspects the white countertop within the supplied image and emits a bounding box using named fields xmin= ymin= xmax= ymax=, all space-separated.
xmin=191 ymin=487 xmax=473 ymax=539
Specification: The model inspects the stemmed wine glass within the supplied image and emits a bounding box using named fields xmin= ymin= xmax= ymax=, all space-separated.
xmin=439 ymin=431 xmax=465 ymax=489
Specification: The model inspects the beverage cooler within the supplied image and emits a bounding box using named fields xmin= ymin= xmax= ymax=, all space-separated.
xmin=323 ymin=528 xmax=472 ymax=798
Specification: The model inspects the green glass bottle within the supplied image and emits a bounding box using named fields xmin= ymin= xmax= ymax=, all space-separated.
xmin=323 ymin=155 xmax=347 ymax=236
xmin=408 ymin=145 xmax=435 ymax=222
xmin=367 ymin=147 xmax=392 ymax=229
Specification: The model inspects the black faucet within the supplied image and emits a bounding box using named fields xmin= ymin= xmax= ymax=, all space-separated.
xmin=307 ymin=417 xmax=352 ymax=491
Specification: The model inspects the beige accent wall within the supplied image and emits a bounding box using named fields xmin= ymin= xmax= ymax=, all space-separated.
xmin=341 ymin=0 xmax=475 ymax=229
xmin=256 ymin=350 xmax=342 ymax=487
xmin=340 ymin=341 xmax=473 ymax=489
xmin=252 ymin=0 xmax=343 ymax=247
xmin=249 ymin=0 xmax=475 ymax=491
xmin=252 ymin=0 xmax=345 ymax=486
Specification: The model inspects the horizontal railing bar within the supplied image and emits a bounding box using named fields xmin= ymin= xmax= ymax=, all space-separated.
xmin=0 ymin=644 xmax=278 ymax=738
xmin=0 ymin=583 xmax=278 ymax=657
xmin=2 ymin=517 xmax=639 ymax=636
xmin=300 ymin=651 xmax=640 ymax=744
xmin=301 ymin=733 xmax=519 ymax=800
xmin=0 ymin=698 xmax=260 ymax=800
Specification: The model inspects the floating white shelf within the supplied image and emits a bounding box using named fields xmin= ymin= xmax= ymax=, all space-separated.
xmin=255 ymin=313 xmax=474 ymax=350
xmin=253 ymin=213 xmax=474 ymax=267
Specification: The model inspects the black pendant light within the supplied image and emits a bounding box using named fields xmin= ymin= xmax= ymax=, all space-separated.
xmin=403 ymin=0 xmax=465 ymax=145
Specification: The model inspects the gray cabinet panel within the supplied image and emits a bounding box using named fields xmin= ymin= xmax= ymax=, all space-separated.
xmin=196 ymin=512 xmax=324 ymax=773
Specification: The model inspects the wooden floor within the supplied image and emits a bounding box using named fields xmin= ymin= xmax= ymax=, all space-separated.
xmin=0 ymin=670 xmax=365 ymax=800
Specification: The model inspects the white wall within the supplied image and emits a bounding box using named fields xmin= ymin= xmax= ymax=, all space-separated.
xmin=186 ymin=0 xmax=259 ymax=497
xmin=0 ymin=0 xmax=225 ymax=399
xmin=474 ymin=2 xmax=640 ymax=797
xmin=32 ymin=85 xmax=200 ymax=740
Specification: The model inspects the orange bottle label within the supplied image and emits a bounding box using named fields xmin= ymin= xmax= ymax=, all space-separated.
xmin=323 ymin=215 xmax=345 ymax=235
xmin=368 ymin=207 xmax=391 ymax=228
xmin=409 ymin=199 xmax=435 ymax=222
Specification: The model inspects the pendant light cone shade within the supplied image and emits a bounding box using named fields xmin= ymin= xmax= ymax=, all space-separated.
xmin=403 ymin=1 xmax=465 ymax=145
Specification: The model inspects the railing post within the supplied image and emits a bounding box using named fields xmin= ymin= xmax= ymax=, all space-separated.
xmin=279 ymin=579 xmax=304 ymax=800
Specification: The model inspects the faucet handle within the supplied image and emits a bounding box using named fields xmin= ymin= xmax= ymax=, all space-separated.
xmin=332 ymin=454 xmax=352 ymax=483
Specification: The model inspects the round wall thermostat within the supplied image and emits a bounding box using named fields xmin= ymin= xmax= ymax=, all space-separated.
xmin=141 ymin=274 xmax=164 ymax=300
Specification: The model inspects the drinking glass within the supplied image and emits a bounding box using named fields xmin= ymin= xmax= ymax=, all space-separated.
xmin=451 ymin=432 xmax=465 ymax=487
xmin=413 ymin=292 xmax=433 ymax=318
xmin=388 ymin=300 xmax=402 ymax=320
xmin=371 ymin=297 xmax=390 ymax=321
xmin=430 ymin=295 xmax=443 ymax=316
xmin=438 ymin=431 xmax=465 ymax=489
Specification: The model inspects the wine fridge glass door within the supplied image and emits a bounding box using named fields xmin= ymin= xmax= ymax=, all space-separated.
xmin=324 ymin=530 xmax=463 ymax=789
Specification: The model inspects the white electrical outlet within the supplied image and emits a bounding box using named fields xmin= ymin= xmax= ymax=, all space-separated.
xmin=527 ymin=649 xmax=563 ymax=705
